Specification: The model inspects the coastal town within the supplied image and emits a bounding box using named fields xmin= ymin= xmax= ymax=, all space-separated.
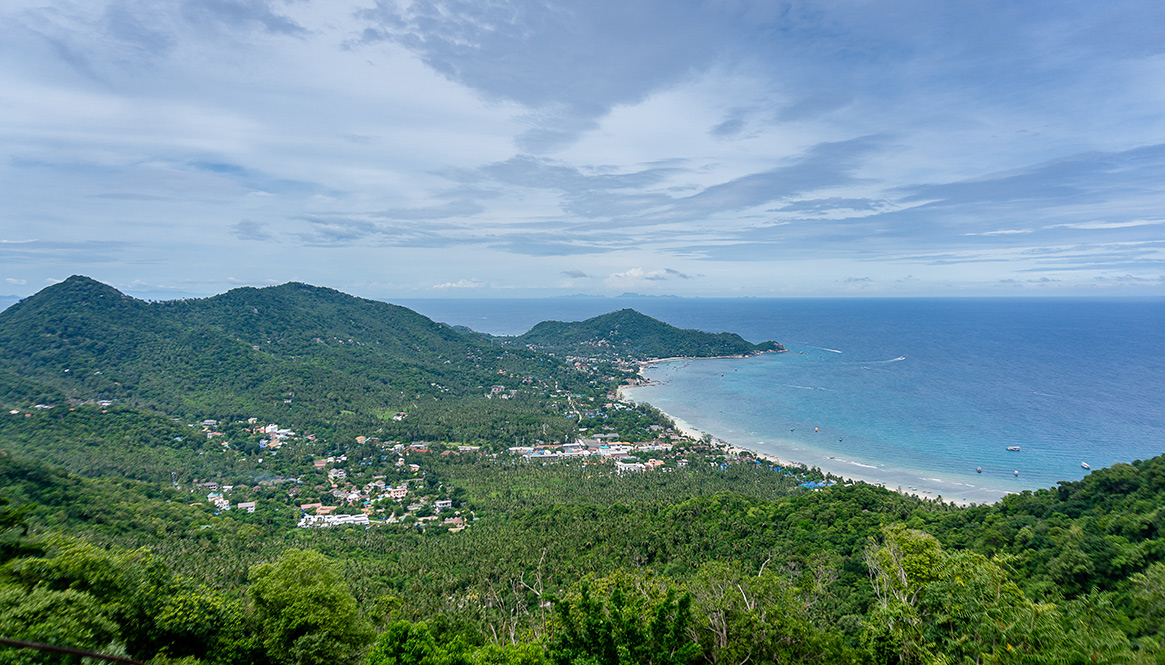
xmin=163 ymin=395 xmax=823 ymax=532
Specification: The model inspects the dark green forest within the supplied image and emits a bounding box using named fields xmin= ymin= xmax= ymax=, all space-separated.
xmin=501 ymin=309 xmax=785 ymax=359
xmin=0 ymin=278 xmax=1161 ymax=665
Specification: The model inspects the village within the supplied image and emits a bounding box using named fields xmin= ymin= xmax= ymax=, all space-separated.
xmin=179 ymin=394 xmax=807 ymax=533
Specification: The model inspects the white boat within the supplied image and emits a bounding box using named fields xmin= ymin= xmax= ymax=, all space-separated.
xmin=1007 ymin=446 xmax=1021 ymax=452
xmin=1081 ymin=462 xmax=1091 ymax=470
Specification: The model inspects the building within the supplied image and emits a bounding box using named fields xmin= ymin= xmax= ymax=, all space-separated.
xmin=615 ymin=461 xmax=646 ymax=475
xmin=297 ymin=513 xmax=370 ymax=528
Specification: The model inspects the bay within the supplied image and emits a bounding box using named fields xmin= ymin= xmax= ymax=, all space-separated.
xmin=398 ymin=297 xmax=1165 ymax=504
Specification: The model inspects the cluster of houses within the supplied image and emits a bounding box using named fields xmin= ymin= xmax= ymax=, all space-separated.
xmin=200 ymin=483 xmax=258 ymax=513
xmin=297 ymin=513 xmax=370 ymax=528
xmin=508 ymin=436 xmax=675 ymax=473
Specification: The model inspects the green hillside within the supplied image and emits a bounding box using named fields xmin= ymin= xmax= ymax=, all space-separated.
xmin=0 ymin=277 xmax=592 ymax=443
xmin=510 ymin=308 xmax=785 ymax=359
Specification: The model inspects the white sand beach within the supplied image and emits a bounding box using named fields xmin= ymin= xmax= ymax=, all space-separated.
xmin=620 ymin=381 xmax=1000 ymax=506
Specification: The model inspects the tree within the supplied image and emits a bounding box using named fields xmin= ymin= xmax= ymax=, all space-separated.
xmin=546 ymin=574 xmax=697 ymax=665
xmin=246 ymin=549 xmax=372 ymax=665
xmin=862 ymin=524 xmax=1131 ymax=665
xmin=0 ymin=586 xmax=120 ymax=664
xmin=688 ymin=561 xmax=849 ymax=665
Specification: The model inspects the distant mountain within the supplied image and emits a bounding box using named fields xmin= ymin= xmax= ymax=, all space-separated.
xmin=509 ymin=308 xmax=784 ymax=359
xmin=0 ymin=276 xmax=575 ymax=427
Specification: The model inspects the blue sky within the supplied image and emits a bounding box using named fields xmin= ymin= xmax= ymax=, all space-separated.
xmin=1 ymin=0 xmax=1163 ymax=299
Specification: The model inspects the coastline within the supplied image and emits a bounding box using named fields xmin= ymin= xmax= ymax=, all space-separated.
xmin=619 ymin=360 xmax=1003 ymax=507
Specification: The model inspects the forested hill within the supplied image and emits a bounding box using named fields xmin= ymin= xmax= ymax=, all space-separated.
xmin=508 ymin=308 xmax=785 ymax=359
xmin=0 ymin=276 xmax=584 ymax=430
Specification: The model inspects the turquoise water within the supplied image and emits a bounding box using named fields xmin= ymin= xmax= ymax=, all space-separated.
xmin=399 ymin=297 xmax=1165 ymax=503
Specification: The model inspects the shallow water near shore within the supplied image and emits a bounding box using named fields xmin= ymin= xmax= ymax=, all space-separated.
xmin=402 ymin=296 xmax=1165 ymax=504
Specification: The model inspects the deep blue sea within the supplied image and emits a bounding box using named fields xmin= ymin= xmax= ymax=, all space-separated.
xmin=397 ymin=297 xmax=1165 ymax=504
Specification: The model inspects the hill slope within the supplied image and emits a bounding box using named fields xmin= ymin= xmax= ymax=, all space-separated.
xmin=510 ymin=308 xmax=785 ymax=359
xmin=0 ymin=277 xmax=582 ymax=434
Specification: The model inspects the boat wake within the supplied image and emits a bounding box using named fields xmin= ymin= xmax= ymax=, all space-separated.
xmin=799 ymin=344 xmax=843 ymax=354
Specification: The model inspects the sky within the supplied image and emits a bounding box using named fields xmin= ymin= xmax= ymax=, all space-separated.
xmin=2 ymin=0 xmax=1164 ymax=300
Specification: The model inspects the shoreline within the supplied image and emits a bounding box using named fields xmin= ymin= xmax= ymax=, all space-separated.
xmin=618 ymin=361 xmax=1002 ymax=507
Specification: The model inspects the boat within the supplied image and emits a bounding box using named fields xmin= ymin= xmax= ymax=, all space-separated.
xmin=1014 ymin=470 xmax=1019 ymax=476
xmin=1081 ymin=462 xmax=1091 ymax=470
xmin=1006 ymin=446 xmax=1021 ymax=452
xmin=976 ymin=466 xmax=982 ymax=473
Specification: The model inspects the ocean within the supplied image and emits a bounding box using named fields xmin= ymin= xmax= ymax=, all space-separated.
xmin=397 ymin=297 xmax=1165 ymax=504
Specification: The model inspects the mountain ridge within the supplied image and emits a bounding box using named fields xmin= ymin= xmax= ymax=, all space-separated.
xmin=509 ymin=307 xmax=785 ymax=359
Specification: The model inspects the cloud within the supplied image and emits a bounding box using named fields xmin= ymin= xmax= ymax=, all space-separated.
xmin=180 ymin=0 xmax=308 ymax=37
xmin=4 ymin=0 xmax=1165 ymax=295
xmin=374 ymin=200 xmax=486 ymax=221
xmin=963 ymin=229 xmax=1035 ymax=236
xmin=1047 ymin=219 xmax=1164 ymax=231
xmin=561 ymin=270 xmax=588 ymax=278
xmin=5 ymin=278 xmax=26 ymax=285
xmin=710 ymin=109 xmax=749 ymax=138
xmin=605 ymin=267 xmax=693 ymax=287
xmin=231 ymin=220 xmax=272 ymax=241
xmin=777 ymin=91 xmax=852 ymax=122
xmin=433 ymin=279 xmax=484 ymax=289
xmin=352 ymin=0 xmax=736 ymax=151
xmin=1094 ymin=274 xmax=1163 ymax=283
xmin=844 ymin=276 xmax=873 ymax=283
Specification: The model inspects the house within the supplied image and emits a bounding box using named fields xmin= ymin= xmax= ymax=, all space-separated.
xmin=297 ymin=513 xmax=370 ymax=528
xmin=328 ymin=468 xmax=347 ymax=480
xmin=300 ymin=502 xmax=323 ymax=512
xmin=434 ymin=499 xmax=453 ymax=511
xmin=313 ymin=460 xmax=327 ymax=468
xmin=389 ymin=486 xmax=408 ymax=499
xmin=615 ymin=461 xmax=646 ymax=475
xmin=237 ymin=501 xmax=257 ymax=513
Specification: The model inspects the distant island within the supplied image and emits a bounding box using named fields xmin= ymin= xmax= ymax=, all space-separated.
xmin=499 ymin=308 xmax=785 ymax=360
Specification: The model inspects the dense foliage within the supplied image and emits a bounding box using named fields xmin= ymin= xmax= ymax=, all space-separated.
xmin=0 ymin=277 xmax=593 ymax=442
xmin=2 ymin=447 xmax=1164 ymax=664
xmin=0 ymin=277 xmax=1160 ymax=664
xmin=505 ymin=309 xmax=784 ymax=360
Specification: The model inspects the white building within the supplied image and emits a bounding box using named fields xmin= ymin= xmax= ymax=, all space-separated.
xmin=297 ymin=513 xmax=370 ymax=528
